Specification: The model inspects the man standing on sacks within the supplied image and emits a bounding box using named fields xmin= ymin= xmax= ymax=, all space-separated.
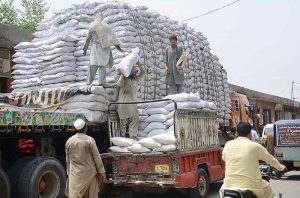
xmin=65 ymin=119 xmax=106 ymax=198
xmin=164 ymin=35 xmax=187 ymax=94
xmin=116 ymin=60 xmax=145 ymax=140
xmin=83 ymin=12 xmax=123 ymax=87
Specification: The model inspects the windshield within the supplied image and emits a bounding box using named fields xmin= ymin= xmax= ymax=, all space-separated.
xmin=264 ymin=127 xmax=273 ymax=135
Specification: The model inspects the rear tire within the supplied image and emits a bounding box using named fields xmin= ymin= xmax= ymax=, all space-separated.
xmin=188 ymin=168 xmax=210 ymax=198
xmin=17 ymin=157 xmax=66 ymax=198
xmin=120 ymin=188 xmax=136 ymax=198
xmin=7 ymin=157 xmax=34 ymax=198
xmin=0 ymin=169 xmax=10 ymax=198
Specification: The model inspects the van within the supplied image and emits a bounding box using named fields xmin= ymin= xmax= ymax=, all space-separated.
xmin=262 ymin=124 xmax=274 ymax=139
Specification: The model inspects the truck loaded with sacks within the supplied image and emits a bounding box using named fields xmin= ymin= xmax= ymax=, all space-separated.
xmin=0 ymin=0 xmax=231 ymax=198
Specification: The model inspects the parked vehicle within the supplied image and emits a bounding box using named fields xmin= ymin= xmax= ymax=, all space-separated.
xmin=0 ymin=111 xmax=110 ymax=198
xmin=274 ymin=120 xmax=300 ymax=176
xmin=262 ymin=123 xmax=274 ymax=139
xmin=101 ymin=100 xmax=225 ymax=198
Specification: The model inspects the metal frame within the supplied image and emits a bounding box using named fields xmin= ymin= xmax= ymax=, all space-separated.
xmin=107 ymin=99 xmax=177 ymax=146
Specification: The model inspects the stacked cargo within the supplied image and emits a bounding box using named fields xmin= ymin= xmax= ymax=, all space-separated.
xmin=10 ymin=0 xmax=231 ymax=125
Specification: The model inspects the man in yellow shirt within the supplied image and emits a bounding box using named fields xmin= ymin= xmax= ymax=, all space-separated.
xmin=220 ymin=122 xmax=286 ymax=198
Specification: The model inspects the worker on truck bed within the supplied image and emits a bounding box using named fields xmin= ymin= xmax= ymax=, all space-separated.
xmin=65 ymin=119 xmax=106 ymax=198
xmin=220 ymin=122 xmax=286 ymax=198
xmin=164 ymin=35 xmax=184 ymax=94
xmin=83 ymin=12 xmax=123 ymax=87
xmin=116 ymin=61 xmax=145 ymax=140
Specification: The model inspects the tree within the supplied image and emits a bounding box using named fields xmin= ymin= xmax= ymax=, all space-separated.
xmin=0 ymin=0 xmax=19 ymax=25
xmin=19 ymin=0 xmax=49 ymax=32
xmin=0 ymin=0 xmax=49 ymax=32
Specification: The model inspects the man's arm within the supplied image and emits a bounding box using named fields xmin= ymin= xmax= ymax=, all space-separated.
xmin=83 ymin=30 xmax=92 ymax=55
xmin=258 ymin=144 xmax=285 ymax=171
xmin=136 ymin=61 xmax=146 ymax=82
xmin=164 ymin=48 xmax=169 ymax=73
xmin=90 ymin=139 xmax=105 ymax=174
xmin=117 ymin=73 xmax=125 ymax=88
xmin=65 ymin=142 xmax=70 ymax=175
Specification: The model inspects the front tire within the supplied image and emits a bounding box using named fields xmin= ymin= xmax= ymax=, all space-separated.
xmin=17 ymin=157 xmax=66 ymax=198
xmin=188 ymin=168 xmax=210 ymax=198
xmin=0 ymin=169 xmax=10 ymax=198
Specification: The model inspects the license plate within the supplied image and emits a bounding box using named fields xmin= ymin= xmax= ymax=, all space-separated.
xmin=155 ymin=164 xmax=170 ymax=173
xmin=294 ymin=161 xmax=300 ymax=167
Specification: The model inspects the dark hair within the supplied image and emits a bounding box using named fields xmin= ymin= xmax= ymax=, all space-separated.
xmin=237 ymin=122 xmax=252 ymax=137
xmin=169 ymin=35 xmax=177 ymax=41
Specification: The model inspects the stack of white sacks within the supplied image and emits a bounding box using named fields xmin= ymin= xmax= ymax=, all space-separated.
xmin=109 ymin=92 xmax=217 ymax=153
xmin=11 ymin=0 xmax=231 ymax=125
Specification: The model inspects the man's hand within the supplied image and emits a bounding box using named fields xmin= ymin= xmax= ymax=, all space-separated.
xmin=100 ymin=172 xmax=107 ymax=181
xmin=164 ymin=64 xmax=169 ymax=74
xmin=115 ymin=45 xmax=124 ymax=52
xmin=282 ymin=165 xmax=287 ymax=172
xmin=116 ymin=69 xmax=121 ymax=75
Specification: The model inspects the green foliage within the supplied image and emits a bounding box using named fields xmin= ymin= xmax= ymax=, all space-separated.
xmin=0 ymin=0 xmax=19 ymax=25
xmin=0 ymin=0 xmax=49 ymax=32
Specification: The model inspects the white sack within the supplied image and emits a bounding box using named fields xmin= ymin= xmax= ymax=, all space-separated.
xmin=128 ymin=143 xmax=150 ymax=153
xmin=152 ymin=133 xmax=176 ymax=145
xmin=143 ymin=122 xmax=165 ymax=134
xmin=146 ymin=108 xmax=168 ymax=115
xmin=116 ymin=47 xmax=140 ymax=77
xmin=111 ymin=137 xmax=136 ymax=147
xmin=109 ymin=146 xmax=131 ymax=153
xmin=148 ymin=129 xmax=167 ymax=137
xmin=153 ymin=144 xmax=176 ymax=152
xmin=145 ymin=114 xmax=167 ymax=123
xmin=138 ymin=138 xmax=161 ymax=149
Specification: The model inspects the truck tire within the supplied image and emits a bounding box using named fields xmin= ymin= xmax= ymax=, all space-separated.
xmin=188 ymin=168 xmax=210 ymax=198
xmin=120 ymin=188 xmax=136 ymax=198
xmin=7 ymin=157 xmax=34 ymax=198
xmin=17 ymin=157 xmax=66 ymax=198
xmin=0 ymin=169 xmax=10 ymax=198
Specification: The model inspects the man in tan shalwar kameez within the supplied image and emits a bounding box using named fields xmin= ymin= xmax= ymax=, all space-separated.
xmin=83 ymin=12 xmax=123 ymax=86
xmin=65 ymin=119 xmax=106 ymax=198
xmin=117 ymin=61 xmax=145 ymax=139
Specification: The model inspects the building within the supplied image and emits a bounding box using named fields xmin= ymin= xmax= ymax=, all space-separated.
xmin=0 ymin=23 xmax=32 ymax=93
xmin=230 ymin=84 xmax=300 ymax=131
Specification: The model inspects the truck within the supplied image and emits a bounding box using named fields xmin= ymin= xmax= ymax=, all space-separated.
xmin=0 ymin=99 xmax=226 ymax=198
xmin=0 ymin=110 xmax=111 ymax=198
xmin=273 ymin=120 xmax=300 ymax=177
xmin=100 ymin=100 xmax=225 ymax=198
xmin=229 ymin=92 xmax=253 ymax=132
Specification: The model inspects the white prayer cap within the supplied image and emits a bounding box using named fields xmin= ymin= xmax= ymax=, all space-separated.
xmin=74 ymin=119 xmax=86 ymax=130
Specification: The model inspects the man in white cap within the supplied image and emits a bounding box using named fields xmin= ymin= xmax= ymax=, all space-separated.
xmin=65 ymin=119 xmax=106 ymax=198
xmin=83 ymin=12 xmax=123 ymax=86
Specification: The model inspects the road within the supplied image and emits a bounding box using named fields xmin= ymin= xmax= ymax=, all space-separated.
xmin=135 ymin=171 xmax=300 ymax=198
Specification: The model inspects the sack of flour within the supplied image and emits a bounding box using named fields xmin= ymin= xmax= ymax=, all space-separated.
xmin=153 ymin=144 xmax=176 ymax=152
xmin=145 ymin=114 xmax=167 ymax=123
xmin=143 ymin=122 xmax=165 ymax=134
xmin=148 ymin=129 xmax=167 ymax=137
xmin=109 ymin=146 xmax=131 ymax=153
xmin=128 ymin=143 xmax=150 ymax=153
xmin=116 ymin=47 xmax=140 ymax=77
xmin=111 ymin=137 xmax=136 ymax=147
xmin=152 ymin=133 xmax=176 ymax=145
xmin=138 ymin=138 xmax=161 ymax=149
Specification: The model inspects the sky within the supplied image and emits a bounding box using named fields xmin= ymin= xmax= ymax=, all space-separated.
xmin=14 ymin=0 xmax=300 ymax=100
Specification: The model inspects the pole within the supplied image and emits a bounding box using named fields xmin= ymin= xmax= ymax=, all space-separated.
xmin=291 ymin=81 xmax=294 ymax=101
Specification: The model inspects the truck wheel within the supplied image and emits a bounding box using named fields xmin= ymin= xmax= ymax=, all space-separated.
xmin=188 ymin=169 xmax=210 ymax=198
xmin=7 ymin=157 xmax=34 ymax=198
xmin=120 ymin=188 xmax=136 ymax=198
xmin=0 ymin=169 xmax=10 ymax=198
xmin=18 ymin=157 xmax=66 ymax=198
